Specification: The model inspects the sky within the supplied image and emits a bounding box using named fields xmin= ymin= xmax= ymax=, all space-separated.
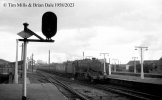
xmin=1 ymin=0 xmax=162 ymax=64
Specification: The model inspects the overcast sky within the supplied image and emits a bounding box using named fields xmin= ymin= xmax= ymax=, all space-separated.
xmin=1 ymin=0 xmax=162 ymax=64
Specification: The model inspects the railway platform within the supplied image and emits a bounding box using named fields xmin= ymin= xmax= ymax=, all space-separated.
xmin=106 ymin=74 xmax=162 ymax=98
xmin=0 ymin=77 xmax=67 ymax=100
xmin=108 ymin=74 xmax=162 ymax=84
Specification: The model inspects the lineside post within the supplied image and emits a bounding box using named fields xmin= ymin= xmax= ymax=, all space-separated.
xmin=22 ymin=38 xmax=27 ymax=100
xmin=100 ymin=53 xmax=109 ymax=75
xmin=109 ymin=58 xmax=111 ymax=75
xmin=17 ymin=11 xmax=57 ymax=100
xmin=14 ymin=39 xmax=18 ymax=84
xmin=132 ymin=57 xmax=138 ymax=73
xmin=135 ymin=46 xmax=148 ymax=79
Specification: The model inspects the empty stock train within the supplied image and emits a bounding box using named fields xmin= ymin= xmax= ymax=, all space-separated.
xmin=38 ymin=58 xmax=109 ymax=81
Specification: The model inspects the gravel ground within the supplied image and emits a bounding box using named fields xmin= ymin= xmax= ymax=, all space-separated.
xmin=18 ymin=72 xmax=49 ymax=84
xmin=26 ymin=71 xmax=132 ymax=100
xmin=27 ymin=72 xmax=49 ymax=83
xmin=69 ymin=83 xmax=131 ymax=100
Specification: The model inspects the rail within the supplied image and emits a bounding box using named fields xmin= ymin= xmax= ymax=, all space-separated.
xmin=92 ymin=84 xmax=161 ymax=100
xmin=37 ymin=70 xmax=162 ymax=100
xmin=37 ymin=71 xmax=89 ymax=100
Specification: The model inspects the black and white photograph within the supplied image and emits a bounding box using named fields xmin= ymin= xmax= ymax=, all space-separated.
xmin=0 ymin=0 xmax=162 ymax=100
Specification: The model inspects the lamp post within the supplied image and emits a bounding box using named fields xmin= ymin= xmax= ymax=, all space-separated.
xmin=132 ymin=57 xmax=138 ymax=73
xmin=100 ymin=53 xmax=109 ymax=75
xmin=135 ymin=46 xmax=148 ymax=79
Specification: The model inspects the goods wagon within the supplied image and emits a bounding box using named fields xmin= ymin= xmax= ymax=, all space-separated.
xmin=54 ymin=63 xmax=66 ymax=73
xmin=65 ymin=61 xmax=75 ymax=74
xmin=38 ymin=62 xmax=74 ymax=74
xmin=51 ymin=62 xmax=74 ymax=74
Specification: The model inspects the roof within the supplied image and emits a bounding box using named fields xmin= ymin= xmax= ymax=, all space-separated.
xmin=127 ymin=60 xmax=140 ymax=65
xmin=0 ymin=59 xmax=10 ymax=64
xmin=98 ymin=59 xmax=104 ymax=63
xmin=127 ymin=60 xmax=158 ymax=66
xmin=144 ymin=60 xmax=158 ymax=64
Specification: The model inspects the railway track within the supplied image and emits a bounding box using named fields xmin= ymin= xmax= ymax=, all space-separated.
xmin=37 ymin=71 xmax=89 ymax=100
xmin=73 ymin=79 xmax=161 ymax=100
xmin=91 ymin=84 xmax=161 ymax=100
xmin=80 ymin=79 xmax=162 ymax=100
xmin=36 ymin=70 xmax=162 ymax=100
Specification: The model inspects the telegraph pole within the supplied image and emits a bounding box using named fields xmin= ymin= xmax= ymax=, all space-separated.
xmin=132 ymin=57 xmax=138 ymax=73
xmin=108 ymin=58 xmax=111 ymax=75
xmin=118 ymin=60 xmax=120 ymax=68
xmin=100 ymin=53 xmax=109 ymax=75
xmin=135 ymin=46 xmax=148 ymax=79
xmin=49 ymin=50 xmax=50 ymax=71
xmin=83 ymin=52 xmax=84 ymax=60
xmin=49 ymin=50 xmax=50 ymax=64
xmin=31 ymin=53 xmax=33 ymax=72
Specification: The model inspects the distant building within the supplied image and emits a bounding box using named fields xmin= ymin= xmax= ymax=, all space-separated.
xmin=0 ymin=59 xmax=10 ymax=65
xmin=36 ymin=60 xmax=47 ymax=65
xmin=157 ymin=57 xmax=162 ymax=74
xmin=98 ymin=59 xmax=107 ymax=64
xmin=127 ymin=60 xmax=140 ymax=66
xmin=127 ymin=60 xmax=159 ymax=73
xmin=119 ymin=64 xmax=127 ymax=71
xmin=126 ymin=65 xmax=129 ymax=70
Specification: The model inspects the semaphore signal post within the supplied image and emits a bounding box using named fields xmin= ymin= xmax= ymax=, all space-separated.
xmin=16 ymin=11 xmax=57 ymax=100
